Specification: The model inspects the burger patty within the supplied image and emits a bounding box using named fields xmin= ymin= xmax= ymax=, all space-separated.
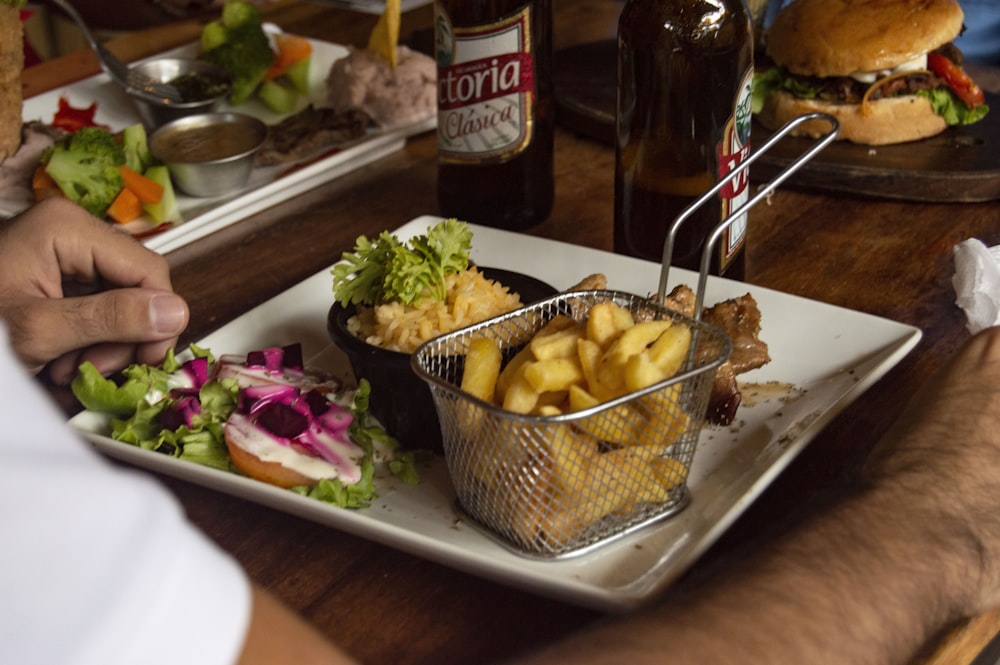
xmin=774 ymin=43 xmax=963 ymax=104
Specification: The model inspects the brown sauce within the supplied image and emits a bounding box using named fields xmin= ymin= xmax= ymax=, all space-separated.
xmin=153 ymin=122 xmax=260 ymax=163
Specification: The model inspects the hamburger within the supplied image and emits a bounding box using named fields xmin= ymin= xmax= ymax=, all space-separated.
xmin=752 ymin=0 xmax=989 ymax=145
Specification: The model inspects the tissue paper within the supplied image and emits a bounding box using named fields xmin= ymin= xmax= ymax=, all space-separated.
xmin=953 ymin=238 xmax=1000 ymax=334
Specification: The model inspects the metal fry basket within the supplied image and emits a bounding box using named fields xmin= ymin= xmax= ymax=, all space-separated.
xmin=411 ymin=112 xmax=839 ymax=559
xmin=412 ymin=290 xmax=731 ymax=557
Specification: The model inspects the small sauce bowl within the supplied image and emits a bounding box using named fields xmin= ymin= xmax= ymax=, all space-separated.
xmin=150 ymin=112 xmax=268 ymax=198
xmin=127 ymin=58 xmax=232 ymax=129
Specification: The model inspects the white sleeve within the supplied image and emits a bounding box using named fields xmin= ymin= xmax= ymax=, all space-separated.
xmin=0 ymin=328 xmax=252 ymax=665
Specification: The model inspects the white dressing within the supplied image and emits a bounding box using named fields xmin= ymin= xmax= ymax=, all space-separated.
xmin=851 ymin=54 xmax=928 ymax=83
xmin=226 ymin=412 xmax=364 ymax=484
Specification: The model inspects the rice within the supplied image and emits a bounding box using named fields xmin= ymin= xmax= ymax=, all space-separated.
xmin=347 ymin=266 xmax=523 ymax=353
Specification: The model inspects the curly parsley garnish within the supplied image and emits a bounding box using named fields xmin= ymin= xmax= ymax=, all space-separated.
xmin=331 ymin=219 xmax=474 ymax=306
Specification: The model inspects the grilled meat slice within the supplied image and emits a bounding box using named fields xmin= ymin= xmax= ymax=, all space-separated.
xmin=702 ymin=292 xmax=770 ymax=375
xmin=254 ymin=105 xmax=373 ymax=167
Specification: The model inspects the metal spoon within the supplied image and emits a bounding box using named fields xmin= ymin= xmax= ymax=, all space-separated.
xmin=48 ymin=0 xmax=184 ymax=103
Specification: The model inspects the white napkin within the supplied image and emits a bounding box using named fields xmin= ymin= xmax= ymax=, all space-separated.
xmin=953 ymin=238 xmax=1000 ymax=334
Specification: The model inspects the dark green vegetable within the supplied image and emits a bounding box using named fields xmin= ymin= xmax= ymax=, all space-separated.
xmin=199 ymin=1 xmax=275 ymax=106
xmin=42 ymin=126 xmax=126 ymax=218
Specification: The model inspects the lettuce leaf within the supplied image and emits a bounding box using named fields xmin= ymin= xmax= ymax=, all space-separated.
xmin=752 ymin=67 xmax=824 ymax=113
xmin=916 ymin=88 xmax=990 ymax=126
xmin=71 ymin=362 xmax=150 ymax=419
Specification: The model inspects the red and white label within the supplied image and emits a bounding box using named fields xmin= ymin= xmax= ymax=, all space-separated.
xmin=435 ymin=5 xmax=537 ymax=163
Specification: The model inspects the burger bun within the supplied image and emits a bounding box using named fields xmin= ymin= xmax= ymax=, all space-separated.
xmin=756 ymin=90 xmax=948 ymax=145
xmin=766 ymin=0 xmax=964 ymax=77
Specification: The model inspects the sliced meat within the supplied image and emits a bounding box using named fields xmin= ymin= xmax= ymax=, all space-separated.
xmin=254 ymin=106 xmax=373 ymax=167
xmin=662 ymin=284 xmax=697 ymax=318
xmin=565 ymin=273 xmax=607 ymax=292
xmin=702 ymin=293 xmax=770 ymax=375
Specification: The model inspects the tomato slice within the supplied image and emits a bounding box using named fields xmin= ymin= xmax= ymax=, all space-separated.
xmin=927 ymin=52 xmax=986 ymax=108
xmin=50 ymin=96 xmax=109 ymax=133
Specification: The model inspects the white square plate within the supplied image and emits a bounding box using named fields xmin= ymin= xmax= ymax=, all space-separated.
xmin=69 ymin=217 xmax=922 ymax=611
xmin=6 ymin=37 xmax=435 ymax=254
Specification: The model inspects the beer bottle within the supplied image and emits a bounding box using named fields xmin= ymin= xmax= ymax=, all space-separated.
xmin=434 ymin=0 xmax=554 ymax=230
xmin=614 ymin=0 xmax=753 ymax=278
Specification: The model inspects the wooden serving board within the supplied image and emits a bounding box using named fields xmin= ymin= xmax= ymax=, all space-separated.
xmin=554 ymin=39 xmax=1000 ymax=202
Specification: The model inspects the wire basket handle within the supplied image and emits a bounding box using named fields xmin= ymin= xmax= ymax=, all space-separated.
xmin=656 ymin=112 xmax=840 ymax=317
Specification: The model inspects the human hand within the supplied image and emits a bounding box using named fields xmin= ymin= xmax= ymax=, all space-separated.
xmin=0 ymin=198 xmax=189 ymax=384
xmin=863 ymin=326 xmax=1000 ymax=616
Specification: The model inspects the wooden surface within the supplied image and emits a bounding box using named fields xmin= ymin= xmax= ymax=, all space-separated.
xmin=553 ymin=38 xmax=1000 ymax=203
xmin=22 ymin=1 xmax=1000 ymax=663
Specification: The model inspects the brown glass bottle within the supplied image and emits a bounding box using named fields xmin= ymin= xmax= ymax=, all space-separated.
xmin=434 ymin=0 xmax=554 ymax=230
xmin=614 ymin=0 xmax=753 ymax=278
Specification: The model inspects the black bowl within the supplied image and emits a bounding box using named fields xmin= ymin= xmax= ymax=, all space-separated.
xmin=327 ymin=268 xmax=558 ymax=453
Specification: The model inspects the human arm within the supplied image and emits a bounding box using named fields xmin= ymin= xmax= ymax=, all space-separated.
xmin=237 ymin=585 xmax=358 ymax=665
xmin=0 ymin=322 xmax=356 ymax=665
xmin=0 ymin=197 xmax=189 ymax=383
xmin=510 ymin=327 xmax=1000 ymax=665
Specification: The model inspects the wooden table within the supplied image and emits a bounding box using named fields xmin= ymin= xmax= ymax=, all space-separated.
xmin=22 ymin=1 xmax=1000 ymax=662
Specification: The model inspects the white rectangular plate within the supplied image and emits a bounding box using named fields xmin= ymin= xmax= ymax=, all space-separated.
xmin=6 ymin=36 xmax=435 ymax=254
xmin=69 ymin=216 xmax=922 ymax=611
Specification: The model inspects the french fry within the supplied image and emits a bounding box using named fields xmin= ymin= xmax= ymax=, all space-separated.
xmin=576 ymin=338 xmax=605 ymax=399
xmin=463 ymin=416 xmax=520 ymax=489
xmin=536 ymin=390 xmax=569 ymax=409
xmin=534 ymin=314 xmax=578 ymax=338
xmin=503 ymin=371 xmax=541 ymax=414
xmin=495 ymin=344 xmax=534 ymax=402
xmin=602 ymin=320 xmax=674 ymax=367
xmin=568 ymin=384 xmax=648 ymax=445
xmin=624 ymin=349 xmax=668 ymax=392
xmin=461 ymin=337 xmax=503 ymax=403
xmin=649 ymin=323 xmax=692 ymax=376
xmin=635 ymin=384 xmax=691 ymax=446
xmin=585 ymin=301 xmax=635 ymax=349
xmin=593 ymin=447 xmax=676 ymax=506
xmin=530 ymin=323 xmax=585 ymax=360
xmin=523 ymin=357 xmax=585 ymax=393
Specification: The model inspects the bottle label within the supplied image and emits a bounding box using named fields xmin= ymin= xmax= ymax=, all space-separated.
xmin=435 ymin=5 xmax=536 ymax=164
xmin=716 ymin=67 xmax=754 ymax=270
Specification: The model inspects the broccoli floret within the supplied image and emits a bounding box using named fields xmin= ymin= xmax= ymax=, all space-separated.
xmin=199 ymin=1 xmax=275 ymax=106
xmin=43 ymin=127 xmax=125 ymax=218
xmin=220 ymin=0 xmax=261 ymax=28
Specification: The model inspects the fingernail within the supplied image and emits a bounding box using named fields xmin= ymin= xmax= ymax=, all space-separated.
xmin=150 ymin=294 xmax=187 ymax=334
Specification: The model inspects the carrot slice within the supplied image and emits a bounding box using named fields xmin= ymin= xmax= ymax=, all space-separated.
xmin=32 ymin=164 xmax=63 ymax=202
xmin=265 ymin=33 xmax=312 ymax=80
xmin=119 ymin=165 xmax=164 ymax=204
xmin=107 ymin=186 xmax=143 ymax=224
